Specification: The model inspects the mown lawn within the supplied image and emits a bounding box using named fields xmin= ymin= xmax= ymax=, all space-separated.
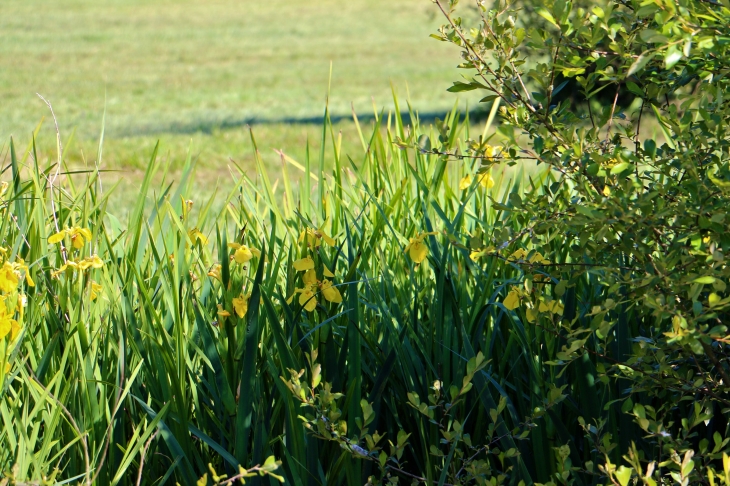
xmin=0 ymin=0 xmax=479 ymax=174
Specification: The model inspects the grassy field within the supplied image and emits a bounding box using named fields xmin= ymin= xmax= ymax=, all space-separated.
xmin=0 ymin=0 xmax=480 ymax=174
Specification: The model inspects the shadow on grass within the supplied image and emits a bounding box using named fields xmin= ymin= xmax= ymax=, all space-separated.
xmin=117 ymin=106 xmax=496 ymax=137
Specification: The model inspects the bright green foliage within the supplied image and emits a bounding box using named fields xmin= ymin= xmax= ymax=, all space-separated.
xmin=431 ymin=0 xmax=730 ymax=483
xmin=0 ymin=81 xmax=622 ymax=484
xmin=2 ymin=0 xmax=730 ymax=483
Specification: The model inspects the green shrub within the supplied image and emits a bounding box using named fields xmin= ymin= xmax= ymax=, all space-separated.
xmin=431 ymin=0 xmax=730 ymax=484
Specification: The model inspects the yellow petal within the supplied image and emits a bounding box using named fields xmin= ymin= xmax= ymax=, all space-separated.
xmin=477 ymin=173 xmax=494 ymax=189
xmin=0 ymin=264 xmax=19 ymax=292
xmin=293 ymin=257 xmax=315 ymax=272
xmin=77 ymin=228 xmax=92 ymax=241
xmin=485 ymin=145 xmax=502 ymax=159
xmin=71 ymin=235 xmax=85 ymax=249
xmin=323 ymin=266 xmax=335 ymax=278
xmin=48 ymin=231 xmax=67 ymax=244
xmin=459 ymin=175 xmax=472 ymax=190
xmin=526 ymin=307 xmax=538 ymax=323
xmin=299 ymin=290 xmax=317 ymax=312
xmin=188 ymin=228 xmax=208 ymax=244
xmin=10 ymin=320 xmax=20 ymax=342
xmin=88 ymin=255 xmax=104 ymax=269
xmin=550 ymin=301 xmax=565 ymax=316
xmin=321 ymin=280 xmax=342 ymax=303
xmin=503 ymin=290 xmax=521 ymax=310
xmin=233 ymin=295 xmax=249 ymax=318
xmin=302 ymin=269 xmax=317 ymax=285
xmin=508 ymin=249 xmax=526 ymax=261
xmin=234 ymin=246 xmax=254 ymax=264
xmin=318 ymin=227 xmax=336 ymax=246
xmin=539 ymin=301 xmax=550 ymax=313
xmin=0 ymin=318 xmax=10 ymax=340
xmin=207 ymin=264 xmax=222 ymax=281
xmin=408 ymin=241 xmax=428 ymax=264
xmin=227 ymin=243 xmax=242 ymax=249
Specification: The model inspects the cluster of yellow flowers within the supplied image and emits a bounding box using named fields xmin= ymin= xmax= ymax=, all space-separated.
xmin=496 ymin=247 xmax=563 ymax=322
xmin=288 ymin=225 xmax=342 ymax=312
xmin=48 ymin=227 xmax=105 ymax=305
xmin=503 ymin=285 xmax=564 ymax=322
xmin=299 ymin=225 xmax=335 ymax=248
xmin=0 ymin=248 xmax=33 ymax=374
xmin=458 ymin=145 xmax=502 ymax=191
xmin=210 ymin=241 xmax=261 ymax=323
xmin=505 ymin=248 xmax=550 ymax=265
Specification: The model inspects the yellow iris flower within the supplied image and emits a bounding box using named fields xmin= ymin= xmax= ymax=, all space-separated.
xmin=459 ymin=172 xmax=495 ymax=190
xmin=217 ymin=304 xmax=231 ymax=319
xmin=302 ymin=268 xmax=317 ymax=285
xmin=228 ymin=243 xmax=261 ymax=264
xmin=52 ymin=254 xmax=104 ymax=278
xmin=293 ymin=257 xmax=315 ymax=272
xmin=49 ymin=227 xmax=92 ymax=249
xmin=188 ymin=228 xmax=208 ymax=245
xmin=287 ymin=276 xmax=342 ymax=312
xmin=294 ymin=285 xmax=318 ymax=312
xmin=90 ymin=281 xmax=103 ymax=301
xmin=404 ymin=231 xmax=438 ymax=264
xmin=232 ymin=294 xmax=250 ymax=318
xmin=538 ymin=300 xmax=564 ymax=316
xmin=528 ymin=252 xmax=550 ymax=265
xmin=320 ymin=280 xmax=342 ymax=303
xmin=0 ymin=297 xmax=19 ymax=342
xmin=0 ymin=263 xmax=19 ymax=293
xmin=503 ymin=288 xmax=521 ymax=310
xmin=299 ymin=225 xmax=336 ymax=248
xmin=469 ymin=246 xmax=496 ymax=262
xmin=207 ymin=264 xmax=222 ymax=281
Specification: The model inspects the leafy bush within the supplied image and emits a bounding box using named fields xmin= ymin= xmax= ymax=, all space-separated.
xmin=431 ymin=0 xmax=730 ymax=483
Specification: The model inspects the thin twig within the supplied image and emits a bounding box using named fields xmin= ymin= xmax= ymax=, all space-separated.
xmin=136 ymin=431 xmax=160 ymax=486
xmin=386 ymin=465 xmax=455 ymax=486
xmin=603 ymin=84 xmax=621 ymax=149
xmin=36 ymin=94 xmax=68 ymax=263
xmin=546 ymin=38 xmax=562 ymax=114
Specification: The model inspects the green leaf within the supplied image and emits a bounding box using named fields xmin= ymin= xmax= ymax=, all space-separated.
xmin=537 ymin=8 xmax=558 ymax=26
xmin=664 ymin=47 xmax=683 ymax=69
xmin=640 ymin=29 xmax=669 ymax=44
xmin=694 ymin=276 xmax=716 ymax=284
xmin=628 ymin=53 xmax=654 ymax=76
xmin=626 ymin=82 xmax=644 ymax=97
xmin=615 ymin=466 xmax=633 ymax=486
xmin=447 ymin=81 xmax=480 ymax=93
xmin=610 ymin=162 xmax=631 ymax=174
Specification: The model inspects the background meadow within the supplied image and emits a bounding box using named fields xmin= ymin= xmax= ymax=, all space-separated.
xmin=0 ymin=0 xmax=481 ymax=174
